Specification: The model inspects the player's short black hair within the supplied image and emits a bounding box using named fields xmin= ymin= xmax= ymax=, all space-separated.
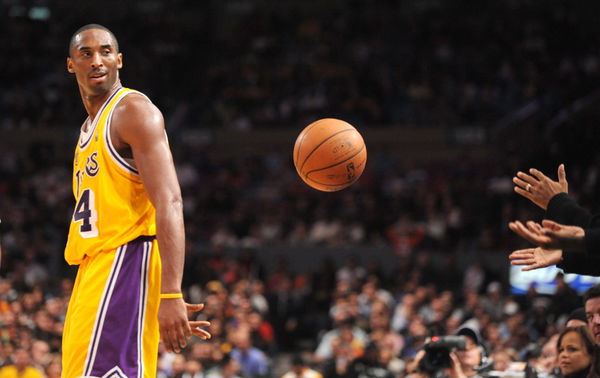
xmin=69 ymin=24 xmax=119 ymax=56
xmin=583 ymin=283 xmax=600 ymax=306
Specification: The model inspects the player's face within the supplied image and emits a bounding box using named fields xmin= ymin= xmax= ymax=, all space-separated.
xmin=67 ymin=29 xmax=122 ymax=96
xmin=585 ymin=297 xmax=600 ymax=345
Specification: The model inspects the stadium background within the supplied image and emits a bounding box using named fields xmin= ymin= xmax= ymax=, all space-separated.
xmin=3 ymin=0 xmax=600 ymax=376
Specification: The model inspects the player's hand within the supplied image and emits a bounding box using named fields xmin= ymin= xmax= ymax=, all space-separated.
xmin=513 ymin=164 xmax=568 ymax=210
xmin=509 ymin=247 xmax=563 ymax=271
xmin=158 ymin=299 xmax=211 ymax=353
xmin=186 ymin=303 xmax=212 ymax=340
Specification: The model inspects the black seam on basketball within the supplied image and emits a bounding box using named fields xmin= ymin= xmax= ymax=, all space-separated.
xmin=306 ymin=161 xmax=365 ymax=186
xmin=295 ymin=121 xmax=320 ymax=167
xmin=299 ymin=128 xmax=355 ymax=175
xmin=306 ymin=177 xmax=356 ymax=187
xmin=305 ymin=144 xmax=365 ymax=177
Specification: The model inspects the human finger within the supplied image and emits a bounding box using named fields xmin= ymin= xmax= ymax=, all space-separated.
xmin=514 ymin=186 xmax=534 ymax=202
xmin=509 ymin=221 xmax=533 ymax=238
xmin=179 ymin=316 xmax=194 ymax=345
xmin=162 ymin=328 xmax=177 ymax=353
xmin=513 ymin=176 xmax=534 ymax=191
xmin=511 ymin=221 xmax=550 ymax=245
xmin=511 ymin=258 xmax=535 ymax=266
xmin=522 ymin=263 xmax=544 ymax=272
xmin=186 ymin=303 xmax=204 ymax=312
xmin=509 ymin=250 xmax=537 ymax=268
xmin=190 ymin=320 xmax=211 ymax=328
xmin=558 ymin=164 xmax=567 ymax=184
xmin=540 ymin=219 xmax=560 ymax=231
xmin=526 ymin=221 xmax=544 ymax=234
xmin=516 ymin=171 xmax=538 ymax=185
xmin=509 ymin=248 xmax=534 ymax=260
xmin=191 ymin=326 xmax=212 ymax=340
xmin=172 ymin=322 xmax=188 ymax=352
xmin=529 ymin=168 xmax=548 ymax=182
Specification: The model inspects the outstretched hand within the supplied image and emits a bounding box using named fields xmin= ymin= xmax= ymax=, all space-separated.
xmin=507 ymin=219 xmax=587 ymax=271
xmin=509 ymin=247 xmax=563 ymax=271
xmin=508 ymin=219 xmax=585 ymax=251
xmin=513 ymin=164 xmax=568 ymax=210
xmin=158 ymin=300 xmax=211 ymax=353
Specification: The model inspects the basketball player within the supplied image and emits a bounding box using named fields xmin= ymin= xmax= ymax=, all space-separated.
xmin=63 ymin=24 xmax=210 ymax=377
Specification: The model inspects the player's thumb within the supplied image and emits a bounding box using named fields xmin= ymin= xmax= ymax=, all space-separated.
xmin=185 ymin=303 xmax=204 ymax=312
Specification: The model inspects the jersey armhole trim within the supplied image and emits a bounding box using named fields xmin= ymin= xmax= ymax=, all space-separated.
xmin=80 ymin=88 xmax=122 ymax=150
xmin=104 ymin=90 xmax=148 ymax=176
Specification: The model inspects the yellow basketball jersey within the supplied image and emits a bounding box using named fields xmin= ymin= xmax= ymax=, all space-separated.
xmin=64 ymin=87 xmax=157 ymax=265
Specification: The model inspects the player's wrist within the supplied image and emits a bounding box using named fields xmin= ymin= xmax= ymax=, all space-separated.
xmin=160 ymin=292 xmax=183 ymax=299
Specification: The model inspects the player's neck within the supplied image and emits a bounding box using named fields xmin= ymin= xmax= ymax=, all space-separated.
xmin=80 ymin=81 xmax=122 ymax=121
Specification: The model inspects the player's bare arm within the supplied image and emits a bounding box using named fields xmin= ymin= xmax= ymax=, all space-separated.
xmin=513 ymin=164 xmax=568 ymax=210
xmin=110 ymin=94 xmax=210 ymax=352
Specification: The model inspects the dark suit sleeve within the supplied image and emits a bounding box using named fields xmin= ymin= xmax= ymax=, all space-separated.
xmin=547 ymin=194 xmax=600 ymax=274
xmin=557 ymin=231 xmax=600 ymax=275
xmin=545 ymin=193 xmax=592 ymax=227
xmin=557 ymin=253 xmax=600 ymax=276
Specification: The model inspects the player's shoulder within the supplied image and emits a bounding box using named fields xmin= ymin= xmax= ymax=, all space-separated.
xmin=112 ymin=90 xmax=164 ymax=133
xmin=116 ymin=90 xmax=161 ymax=117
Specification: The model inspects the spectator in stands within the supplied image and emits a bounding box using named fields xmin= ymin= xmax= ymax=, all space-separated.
xmin=0 ymin=348 xmax=43 ymax=378
xmin=314 ymin=312 xmax=368 ymax=364
xmin=281 ymin=354 xmax=322 ymax=378
xmin=205 ymin=354 xmax=241 ymax=378
xmin=538 ymin=334 xmax=560 ymax=376
xmin=29 ymin=340 xmax=50 ymax=372
xmin=491 ymin=348 xmax=517 ymax=372
xmin=567 ymin=308 xmax=588 ymax=328
xmin=556 ymin=326 xmax=596 ymax=377
xmin=230 ymin=329 xmax=269 ymax=377
xmin=44 ymin=356 xmax=61 ymax=378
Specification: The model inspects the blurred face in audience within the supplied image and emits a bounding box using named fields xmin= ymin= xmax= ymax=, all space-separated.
xmin=456 ymin=336 xmax=481 ymax=372
xmin=567 ymin=319 xmax=587 ymax=328
xmin=538 ymin=334 xmax=559 ymax=373
xmin=14 ymin=349 xmax=31 ymax=369
xmin=171 ymin=355 xmax=186 ymax=375
xmin=31 ymin=340 xmax=49 ymax=364
xmin=585 ymin=297 xmax=600 ymax=344
xmin=558 ymin=331 xmax=592 ymax=376
xmin=492 ymin=351 xmax=512 ymax=372
xmin=45 ymin=357 xmax=61 ymax=378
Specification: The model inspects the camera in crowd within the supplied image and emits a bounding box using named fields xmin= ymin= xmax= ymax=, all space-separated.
xmin=419 ymin=335 xmax=467 ymax=374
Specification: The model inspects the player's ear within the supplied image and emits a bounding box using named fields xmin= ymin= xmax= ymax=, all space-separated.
xmin=117 ymin=53 xmax=123 ymax=69
xmin=67 ymin=57 xmax=75 ymax=73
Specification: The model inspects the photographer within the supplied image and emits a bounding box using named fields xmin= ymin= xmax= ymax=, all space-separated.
xmin=408 ymin=327 xmax=491 ymax=378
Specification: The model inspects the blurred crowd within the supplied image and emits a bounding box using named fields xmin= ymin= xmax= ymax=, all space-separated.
xmin=0 ymin=238 xmax=590 ymax=377
xmin=3 ymin=0 xmax=600 ymax=377
xmin=2 ymin=0 xmax=600 ymax=131
xmin=2 ymin=139 xmax=600 ymax=376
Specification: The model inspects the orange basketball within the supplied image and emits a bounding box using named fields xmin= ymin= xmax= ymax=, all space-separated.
xmin=293 ymin=118 xmax=367 ymax=192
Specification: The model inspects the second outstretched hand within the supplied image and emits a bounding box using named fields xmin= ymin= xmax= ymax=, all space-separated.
xmin=513 ymin=164 xmax=567 ymax=210
xmin=509 ymin=247 xmax=563 ymax=271
xmin=158 ymin=300 xmax=211 ymax=353
xmin=508 ymin=219 xmax=585 ymax=251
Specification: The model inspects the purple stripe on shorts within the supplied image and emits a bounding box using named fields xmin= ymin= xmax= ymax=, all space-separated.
xmin=89 ymin=239 xmax=149 ymax=377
